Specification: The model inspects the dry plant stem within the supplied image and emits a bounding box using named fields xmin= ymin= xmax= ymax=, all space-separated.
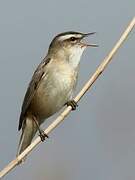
xmin=0 ymin=17 xmax=135 ymax=179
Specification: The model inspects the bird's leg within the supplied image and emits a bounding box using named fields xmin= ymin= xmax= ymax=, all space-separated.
xmin=33 ymin=117 xmax=49 ymax=141
xmin=66 ymin=100 xmax=78 ymax=110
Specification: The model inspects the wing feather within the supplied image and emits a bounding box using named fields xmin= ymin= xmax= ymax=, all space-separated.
xmin=18 ymin=57 xmax=51 ymax=130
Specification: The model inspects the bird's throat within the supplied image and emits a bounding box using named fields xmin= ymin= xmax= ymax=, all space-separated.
xmin=68 ymin=47 xmax=85 ymax=69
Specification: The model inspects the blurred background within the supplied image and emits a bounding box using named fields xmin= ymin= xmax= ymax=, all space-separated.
xmin=0 ymin=0 xmax=135 ymax=180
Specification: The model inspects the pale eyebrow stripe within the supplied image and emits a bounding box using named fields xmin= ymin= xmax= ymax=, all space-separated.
xmin=58 ymin=34 xmax=82 ymax=41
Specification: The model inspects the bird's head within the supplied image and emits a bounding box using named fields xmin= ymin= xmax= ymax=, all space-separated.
xmin=48 ymin=31 xmax=98 ymax=67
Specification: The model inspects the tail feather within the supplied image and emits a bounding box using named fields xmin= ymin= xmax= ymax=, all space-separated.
xmin=17 ymin=116 xmax=37 ymax=156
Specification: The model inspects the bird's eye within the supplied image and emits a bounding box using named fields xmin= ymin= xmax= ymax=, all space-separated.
xmin=70 ymin=37 xmax=76 ymax=41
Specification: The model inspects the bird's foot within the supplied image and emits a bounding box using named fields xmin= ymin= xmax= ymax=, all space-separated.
xmin=39 ymin=129 xmax=49 ymax=142
xmin=66 ymin=100 xmax=78 ymax=110
xmin=32 ymin=117 xmax=49 ymax=141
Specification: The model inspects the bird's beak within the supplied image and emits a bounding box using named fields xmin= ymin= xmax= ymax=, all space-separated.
xmin=81 ymin=32 xmax=98 ymax=47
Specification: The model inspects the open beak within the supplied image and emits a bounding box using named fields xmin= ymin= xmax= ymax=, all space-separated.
xmin=81 ymin=32 xmax=98 ymax=47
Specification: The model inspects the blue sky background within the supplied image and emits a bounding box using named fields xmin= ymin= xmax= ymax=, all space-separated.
xmin=0 ymin=0 xmax=135 ymax=179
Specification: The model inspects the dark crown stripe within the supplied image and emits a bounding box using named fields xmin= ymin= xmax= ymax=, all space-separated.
xmin=55 ymin=31 xmax=83 ymax=38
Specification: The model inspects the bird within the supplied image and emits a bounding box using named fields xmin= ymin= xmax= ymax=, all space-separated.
xmin=17 ymin=31 xmax=97 ymax=156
